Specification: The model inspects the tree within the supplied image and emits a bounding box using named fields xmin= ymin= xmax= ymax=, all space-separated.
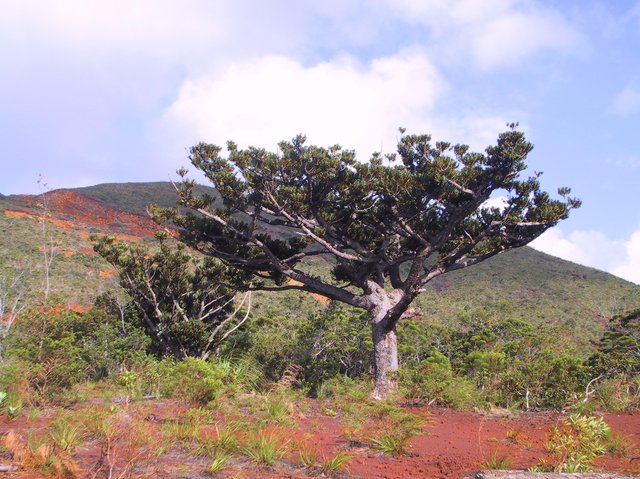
xmin=589 ymin=307 xmax=640 ymax=379
xmin=93 ymin=233 xmax=251 ymax=360
xmin=158 ymin=125 xmax=580 ymax=398
xmin=36 ymin=174 xmax=55 ymax=300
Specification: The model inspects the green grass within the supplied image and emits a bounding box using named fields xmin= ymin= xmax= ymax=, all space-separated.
xmin=321 ymin=450 xmax=352 ymax=474
xmin=242 ymin=429 xmax=288 ymax=466
xmin=370 ymin=429 xmax=418 ymax=456
xmin=297 ymin=441 xmax=319 ymax=467
xmin=483 ymin=450 xmax=513 ymax=469
xmin=209 ymin=453 xmax=229 ymax=474
xmin=48 ymin=418 xmax=84 ymax=453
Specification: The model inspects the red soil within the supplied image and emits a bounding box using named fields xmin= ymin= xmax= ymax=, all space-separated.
xmin=1 ymin=400 xmax=639 ymax=479
xmin=6 ymin=189 xmax=165 ymax=239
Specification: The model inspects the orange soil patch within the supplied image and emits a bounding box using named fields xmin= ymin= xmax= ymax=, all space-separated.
xmin=4 ymin=208 xmax=77 ymax=232
xmin=47 ymin=217 xmax=76 ymax=230
xmin=4 ymin=209 xmax=37 ymax=220
xmin=113 ymin=233 xmax=143 ymax=243
xmin=98 ymin=269 xmax=116 ymax=278
xmin=68 ymin=303 xmax=90 ymax=313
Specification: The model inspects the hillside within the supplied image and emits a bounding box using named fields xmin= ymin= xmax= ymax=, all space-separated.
xmin=73 ymin=182 xmax=216 ymax=217
xmin=1 ymin=182 xmax=639 ymax=346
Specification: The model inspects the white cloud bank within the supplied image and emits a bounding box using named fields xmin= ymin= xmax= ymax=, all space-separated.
xmin=157 ymin=49 xmax=520 ymax=168
xmin=531 ymin=227 xmax=640 ymax=285
xmin=161 ymin=51 xmax=442 ymax=156
xmin=160 ymin=52 xmax=490 ymax=158
xmin=381 ymin=0 xmax=584 ymax=70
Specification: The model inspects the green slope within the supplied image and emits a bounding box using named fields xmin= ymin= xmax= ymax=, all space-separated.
xmin=73 ymin=182 xmax=220 ymax=217
xmin=413 ymin=246 xmax=639 ymax=346
xmin=0 ymin=196 xmax=120 ymax=304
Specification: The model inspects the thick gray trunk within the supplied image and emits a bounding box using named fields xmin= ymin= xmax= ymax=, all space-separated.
xmin=366 ymin=283 xmax=403 ymax=400
xmin=371 ymin=319 xmax=399 ymax=400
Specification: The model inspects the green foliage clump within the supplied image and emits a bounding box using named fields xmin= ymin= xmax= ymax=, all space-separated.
xmin=0 ymin=389 xmax=22 ymax=420
xmin=160 ymin=357 xmax=225 ymax=405
xmin=398 ymin=313 xmax=590 ymax=410
xmin=242 ymin=303 xmax=371 ymax=392
xmin=1 ymin=304 xmax=149 ymax=401
xmin=400 ymin=349 xmax=479 ymax=409
xmin=587 ymin=307 xmax=640 ymax=409
xmin=93 ymin=233 xmax=244 ymax=360
xmin=532 ymin=413 xmax=610 ymax=473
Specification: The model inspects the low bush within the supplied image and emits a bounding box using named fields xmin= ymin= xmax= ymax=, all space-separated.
xmin=160 ymin=357 xmax=225 ymax=405
xmin=400 ymin=350 xmax=480 ymax=409
xmin=532 ymin=413 xmax=611 ymax=473
xmin=1 ymin=304 xmax=150 ymax=402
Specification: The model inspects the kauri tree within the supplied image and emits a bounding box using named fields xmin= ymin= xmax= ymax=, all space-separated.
xmin=157 ymin=125 xmax=580 ymax=398
xmin=93 ymin=233 xmax=250 ymax=360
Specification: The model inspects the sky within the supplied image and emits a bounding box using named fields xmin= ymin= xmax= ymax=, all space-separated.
xmin=0 ymin=0 xmax=639 ymax=284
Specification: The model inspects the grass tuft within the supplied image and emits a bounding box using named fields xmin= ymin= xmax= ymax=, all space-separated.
xmin=370 ymin=428 xmax=418 ymax=456
xmin=483 ymin=450 xmax=512 ymax=470
xmin=242 ymin=429 xmax=288 ymax=466
xmin=321 ymin=450 xmax=352 ymax=475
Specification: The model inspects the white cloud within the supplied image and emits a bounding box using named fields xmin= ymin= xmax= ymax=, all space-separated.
xmin=382 ymin=0 xmax=584 ymax=70
xmin=156 ymin=49 xmax=518 ymax=169
xmin=531 ymin=227 xmax=640 ymax=284
xmin=152 ymin=46 xmax=528 ymax=189
xmin=0 ymin=0 xmax=585 ymax=197
xmin=612 ymin=86 xmax=640 ymax=117
xmin=612 ymin=231 xmax=640 ymax=283
xmin=158 ymin=50 xmax=447 ymax=159
xmin=482 ymin=195 xmax=509 ymax=211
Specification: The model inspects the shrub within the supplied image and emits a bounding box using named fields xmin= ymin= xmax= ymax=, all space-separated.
xmin=1 ymin=304 xmax=150 ymax=400
xmin=400 ymin=350 xmax=480 ymax=409
xmin=242 ymin=429 xmax=288 ymax=466
xmin=160 ymin=358 xmax=225 ymax=404
xmin=593 ymin=376 xmax=640 ymax=411
xmin=545 ymin=413 xmax=611 ymax=472
xmin=370 ymin=428 xmax=417 ymax=456
xmin=242 ymin=304 xmax=371 ymax=392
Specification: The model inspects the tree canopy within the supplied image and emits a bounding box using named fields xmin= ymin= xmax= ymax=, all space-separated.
xmin=155 ymin=125 xmax=580 ymax=397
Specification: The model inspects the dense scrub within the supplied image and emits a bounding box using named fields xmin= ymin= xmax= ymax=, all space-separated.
xmin=1 ymin=299 xmax=638 ymax=412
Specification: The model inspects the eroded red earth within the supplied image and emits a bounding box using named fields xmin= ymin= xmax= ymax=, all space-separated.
xmin=6 ymin=189 xmax=165 ymax=239
xmin=1 ymin=398 xmax=639 ymax=479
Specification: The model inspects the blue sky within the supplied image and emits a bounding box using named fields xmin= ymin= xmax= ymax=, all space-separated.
xmin=1 ymin=0 xmax=639 ymax=283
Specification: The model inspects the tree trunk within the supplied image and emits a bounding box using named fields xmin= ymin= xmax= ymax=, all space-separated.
xmin=371 ymin=319 xmax=399 ymax=400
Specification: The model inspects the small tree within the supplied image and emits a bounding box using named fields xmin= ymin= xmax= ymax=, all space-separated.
xmin=36 ymin=174 xmax=55 ymax=300
xmin=589 ymin=307 xmax=640 ymax=381
xmin=159 ymin=125 xmax=579 ymax=398
xmin=93 ymin=233 xmax=250 ymax=360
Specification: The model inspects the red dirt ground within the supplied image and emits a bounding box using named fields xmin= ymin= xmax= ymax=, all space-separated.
xmin=1 ymin=399 xmax=639 ymax=479
xmin=6 ymin=190 xmax=165 ymax=239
